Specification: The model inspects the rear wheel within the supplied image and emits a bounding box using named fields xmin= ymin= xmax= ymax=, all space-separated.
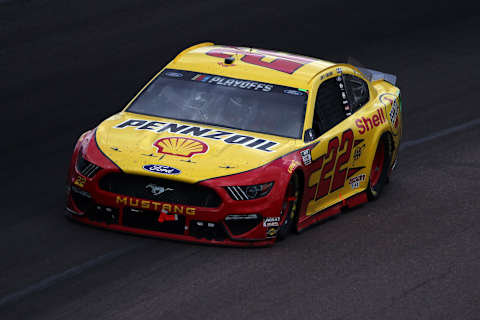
xmin=367 ymin=135 xmax=391 ymax=201
xmin=277 ymin=174 xmax=300 ymax=240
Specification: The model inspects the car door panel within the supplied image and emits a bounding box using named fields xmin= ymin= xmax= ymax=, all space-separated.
xmin=301 ymin=69 xmax=374 ymax=218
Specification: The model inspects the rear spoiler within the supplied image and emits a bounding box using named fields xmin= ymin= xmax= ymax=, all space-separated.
xmin=355 ymin=66 xmax=397 ymax=86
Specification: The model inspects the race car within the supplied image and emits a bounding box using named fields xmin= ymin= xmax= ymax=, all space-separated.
xmin=66 ymin=42 xmax=402 ymax=246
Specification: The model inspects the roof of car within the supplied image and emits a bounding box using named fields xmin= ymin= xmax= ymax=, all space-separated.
xmin=166 ymin=43 xmax=336 ymax=89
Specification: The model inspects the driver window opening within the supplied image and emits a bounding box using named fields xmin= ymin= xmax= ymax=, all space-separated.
xmin=311 ymin=77 xmax=346 ymax=138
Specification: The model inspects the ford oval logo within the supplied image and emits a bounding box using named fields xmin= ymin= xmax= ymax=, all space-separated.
xmin=284 ymin=89 xmax=303 ymax=96
xmin=143 ymin=164 xmax=181 ymax=175
xmin=165 ymin=72 xmax=183 ymax=78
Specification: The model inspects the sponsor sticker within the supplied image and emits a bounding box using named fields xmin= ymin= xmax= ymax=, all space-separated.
xmin=157 ymin=209 xmax=179 ymax=223
xmin=153 ymin=137 xmax=208 ymax=158
xmin=115 ymin=119 xmax=279 ymax=152
xmin=379 ymin=93 xmax=397 ymax=107
xmin=300 ymin=149 xmax=312 ymax=166
xmin=191 ymin=74 xmax=212 ymax=82
xmin=266 ymin=226 xmax=279 ymax=238
xmin=320 ymin=71 xmax=333 ymax=80
xmin=263 ymin=216 xmax=280 ymax=227
xmin=160 ymin=68 xmax=309 ymax=97
xmin=390 ymin=99 xmax=400 ymax=129
xmin=378 ymin=93 xmax=400 ymax=130
xmin=191 ymin=73 xmax=273 ymax=92
xmin=74 ymin=175 xmax=86 ymax=188
xmin=283 ymin=89 xmax=304 ymax=96
xmin=355 ymin=109 xmax=387 ymax=134
xmin=143 ymin=164 xmax=181 ymax=175
xmin=333 ymin=73 xmax=350 ymax=117
xmin=116 ymin=195 xmax=196 ymax=215
xmin=349 ymin=174 xmax=366 ymax=189
xmin=217 ymin=62 xmax=237 ymax=67
xmin=164 ymin=72 xmax=183 ymax=78
xmin=288 ymin=160 xmax=301 ymax=174
xmin=353 ymin=144 xmax=365 ymax=161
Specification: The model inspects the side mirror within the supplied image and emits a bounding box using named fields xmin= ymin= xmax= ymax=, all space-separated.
xmin=304 ymin=129 xmax=315 ymax=142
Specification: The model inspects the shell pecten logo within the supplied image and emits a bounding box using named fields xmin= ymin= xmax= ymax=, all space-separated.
xmin=153 ymin=137 xmax=208 ymax=158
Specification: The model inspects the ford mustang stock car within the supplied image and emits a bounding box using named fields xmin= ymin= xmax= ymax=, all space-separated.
xmin=66 ymin=43 xmax=402 ymax=246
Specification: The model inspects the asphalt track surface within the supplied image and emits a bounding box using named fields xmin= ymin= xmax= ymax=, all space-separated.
xmin=1 ymin=1 xmax=479 ymax=319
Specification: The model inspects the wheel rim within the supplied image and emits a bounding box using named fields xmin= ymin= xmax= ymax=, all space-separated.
xmin=370 ymin=141 xmax=385 ymax=187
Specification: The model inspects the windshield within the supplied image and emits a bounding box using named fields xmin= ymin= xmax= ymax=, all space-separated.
xmin=126 ymin=69 xmax=308 ymax=139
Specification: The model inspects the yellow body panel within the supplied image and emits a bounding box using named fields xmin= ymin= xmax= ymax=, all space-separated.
xmin=96 ymin=112 xmax=300 ymax=183
xmin=167 ymin=44 xmax=335 ymax=89
xmin=300 ymin=65 xmax=402 ymax=215
xmin=94 ymin=43 xmax=402 ymax=217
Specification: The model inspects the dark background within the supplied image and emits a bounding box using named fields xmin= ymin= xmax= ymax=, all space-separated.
xmin=1 ymin=0 xmax=479 ymax=319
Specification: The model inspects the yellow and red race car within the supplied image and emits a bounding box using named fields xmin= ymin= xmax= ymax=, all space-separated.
xmin=66 ymin=43 xmax=402 ymax=246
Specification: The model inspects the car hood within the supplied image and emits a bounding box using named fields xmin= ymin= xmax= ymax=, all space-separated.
xmin=95 ymin=112 xmax=300 ymax=183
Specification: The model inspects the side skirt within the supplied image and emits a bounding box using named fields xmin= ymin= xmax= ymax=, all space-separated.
xmin=296 ymin=192 xmax=368 ymax=232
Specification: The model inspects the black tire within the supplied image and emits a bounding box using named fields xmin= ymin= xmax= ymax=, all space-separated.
xmin=277 ymin=173 xmax=301 ymax=240
xmin=367 ymin=135 xmax=391 ymax=201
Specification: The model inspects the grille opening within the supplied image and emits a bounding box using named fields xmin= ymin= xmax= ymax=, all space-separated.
xmin=71 ymin=186 xmax=94 ymax=213
xmin=99 ymin=173 xmax=222 ymax=208
xmin=123 ymin=207 xmax=185 ymax=234
xmin=224 ymin=214 xmax=262 ymax=235
xmin=189 ymin=220 xmax=228 ymax=241
xmin=86 ymin=205 xmax=119 ymax=225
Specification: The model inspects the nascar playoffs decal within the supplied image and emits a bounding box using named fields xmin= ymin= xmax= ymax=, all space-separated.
xmin=191 ymin=74 xmax=273 ymax=92
xmin=161 ymin=69 xmax=305 ymax=96
xmin=115 ymin=119 xmax=279 ymax=152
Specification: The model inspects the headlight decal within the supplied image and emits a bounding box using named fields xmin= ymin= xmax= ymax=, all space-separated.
xmin=225 ymin=186 xmax=249 ymax=200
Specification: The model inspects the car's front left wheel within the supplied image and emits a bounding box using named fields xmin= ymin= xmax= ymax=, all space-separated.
xmin=277 ymin=173 xmax=300 ymax=240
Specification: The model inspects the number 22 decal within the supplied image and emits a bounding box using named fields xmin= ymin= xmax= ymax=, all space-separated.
xmin=207 ymin=47 xmax=314 ymax=74
xmin=309 ymin=129 xmax=354 ymax=200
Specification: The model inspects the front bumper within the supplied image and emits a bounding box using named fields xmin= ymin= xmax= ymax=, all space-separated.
xmin=66 ymin=128 xmax=293 ymax=247
xmin=66 ymin=208 xmax=275 ymax=247
xmin=66 ymin=170 xmax=285 ymax=247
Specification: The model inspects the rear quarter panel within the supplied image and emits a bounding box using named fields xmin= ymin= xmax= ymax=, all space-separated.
xmin=296 ymin=72 xmax=402 ymax=225
xmin=352 ymin=80 xmax=402 ymax=189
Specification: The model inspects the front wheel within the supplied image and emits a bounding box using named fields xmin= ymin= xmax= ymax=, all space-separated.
xmin=367 ymin=135 xmax=391 ymax=201
xmin=277 ymin=174 xmax=300 ymax=240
